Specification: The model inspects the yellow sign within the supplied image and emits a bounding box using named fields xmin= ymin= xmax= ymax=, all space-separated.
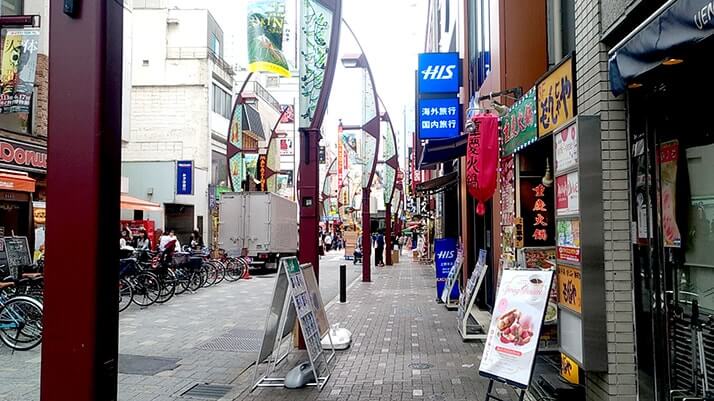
xmin=557 ymin=264 xmax=581 ymax=313
xmin=537 ymin=57 xmax=575 ymax=136
xmin=33 ymin=207 xmax=46 ymax=225
xmin=561 ymin=353 xmax=580 ymax=384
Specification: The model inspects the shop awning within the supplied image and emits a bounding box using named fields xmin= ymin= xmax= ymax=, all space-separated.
xmin=416 ymin=171 xmax=459 ymax=195
xmin=120 ymin=194 xmax=162 ymax=211
xmin=418 ymin=135 xmax=467 ymax=169
xmin=0 ymin=173 xmax=35 ymax=193
xmin=243 ymin=104 xmax=266 ymax=140
xmin=608 ymin=0 xmax=714 ymax=95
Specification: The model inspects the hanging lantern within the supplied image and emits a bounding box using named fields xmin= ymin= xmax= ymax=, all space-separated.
xmin=466 ymin=113 xmax=499 ymax=215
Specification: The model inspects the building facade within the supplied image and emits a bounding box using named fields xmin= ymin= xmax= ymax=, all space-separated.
xmin=122 ymin=4 xmax=235 ymax=245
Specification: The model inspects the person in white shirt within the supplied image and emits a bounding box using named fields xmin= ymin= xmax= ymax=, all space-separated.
xmin=324 ymin=233 xmax=332 ymax=252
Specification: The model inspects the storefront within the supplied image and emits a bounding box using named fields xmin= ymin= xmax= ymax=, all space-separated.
xmin=608 ymin=1 xmax=714 ymax=399
xmin=0 ymin=135 xmax=47 ymax=250
xmin=495 ymin=54 xmax=608 ymax=399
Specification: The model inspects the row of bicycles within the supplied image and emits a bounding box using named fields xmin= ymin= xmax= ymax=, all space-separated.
xmin=119 ymin=247 xmax=250 ymax=312
xmin=0 ymin=263 xmax=44 ymax=351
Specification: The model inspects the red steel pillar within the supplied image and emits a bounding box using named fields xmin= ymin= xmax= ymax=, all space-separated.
xmin=42 ymin=1 xmax=123 ymax=400
xmin=298 ymin=128 xmax=321 ymax=280
xmin=385 ymin=202 xmax=392 ymax=265
xmin=362 ymin=190 xmax=371 ymax=281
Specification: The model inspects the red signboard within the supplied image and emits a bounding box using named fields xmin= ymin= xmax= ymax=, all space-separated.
xmin=557 ymin=246 xmax=581 ymax=263
xmin=0 ymin=138 xmax=47 ymax=173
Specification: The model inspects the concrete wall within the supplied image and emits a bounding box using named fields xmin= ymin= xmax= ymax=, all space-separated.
xmin=574 ymin=0 xmax=637 ymax=400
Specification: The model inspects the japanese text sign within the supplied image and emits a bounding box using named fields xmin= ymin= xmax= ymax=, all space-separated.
xmin=538 ymin=56 xmax=575 ymax=137
xmin=176 ymin=160 xmax=193 ymax=195
xmin=418 ymin=97 xmax=461 ymax=139
xmin=554 ymin=123 xmax=578 ymax=173
xmin=556 ymin=172 xmax=579 ymax=215
xmin=557 ymin=264 xmax=581 ymax=313
xmin=520 ymin=178 xmax=555 ymax=247
xmin=418 ymin=52 xmax=460 ymax=94
xmin=502 ymin=88 xmax=537 ymax=155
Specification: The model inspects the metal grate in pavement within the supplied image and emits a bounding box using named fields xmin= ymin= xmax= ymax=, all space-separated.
xmin=226 ymin=328 xmax=263 ymax=338
xmin=408 ymin=362 xmax=434 ymax=370
xmin=393 ymin=305 xmax=423 ymax=315
xmin=118 ymin=354 xmax=180 ymax=376
xmin=196 ymin=336 xmax=261 ymax=352
xmin=181 ymin=384 xmax=232 ymax=399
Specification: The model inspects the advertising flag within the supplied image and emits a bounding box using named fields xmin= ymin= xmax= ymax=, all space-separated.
xmin=247 ymin=0 xmax=291 ymax=77
xmin=0 ymin=29 xmax=40 ymax=114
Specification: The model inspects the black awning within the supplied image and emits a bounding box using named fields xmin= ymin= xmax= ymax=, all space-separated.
xmin=609 ymin=0 xmax=714 ymax=95
xmin=416 ymin=171 xmax=459 ymax=195
xmin=243 ymin=104 xmax=266 ymax=140
xmin=418 ymin=135 xmax=467 ymax=169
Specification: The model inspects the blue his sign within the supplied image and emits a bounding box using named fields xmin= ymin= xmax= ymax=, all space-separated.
xmin=434 ymin=237 xmax=460 ymax=301
xmin=418 ymin=97 xmax=460 ymax=139
xmin=418 ymin=52 xmax=460 ymax=93
xmin=176 ymin=160 xmax=193 ymax=195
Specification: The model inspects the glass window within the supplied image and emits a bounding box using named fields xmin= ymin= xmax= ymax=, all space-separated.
xmin=212 ymin=83 xmax=231 ymax=119
xmin=210 ymin=33 xmax=220 ymax=58
xmin=1 ymin=0 xmax=23 ymax=15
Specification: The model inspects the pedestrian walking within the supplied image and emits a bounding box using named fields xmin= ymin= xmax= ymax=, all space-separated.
xmin=324 ymin=233 xmax=332 ymax=252
xmin=375 ymin=230 xmax=385 ymax=266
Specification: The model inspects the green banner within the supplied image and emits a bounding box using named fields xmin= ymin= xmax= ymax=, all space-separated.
xmin=501 ymin=88 xmax=537 ymax=155
xmin=247 ymin=0 xmax=291 ymax=77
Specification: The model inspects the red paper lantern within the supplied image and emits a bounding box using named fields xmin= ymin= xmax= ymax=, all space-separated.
xmin=465 ymin=113 xmax=499 ymax=215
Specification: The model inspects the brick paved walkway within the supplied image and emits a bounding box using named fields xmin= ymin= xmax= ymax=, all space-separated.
xmin=228 ymin=258 xmax=517 ymax=401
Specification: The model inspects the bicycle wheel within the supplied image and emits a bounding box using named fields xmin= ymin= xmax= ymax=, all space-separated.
xmin=0 ymin=295 xmax=43 ymax=351
xmin=119 ymin=278 xmax=133 ymax=312
xmin=204 ymin=262 xmax=220 ymax=287
xmin=174 ymin=268 xmax=190 ymax=295
xmin=224 ymin=259 xmax=244 ymax=281
xmin=188 ymin=270 xmax=203 ymax=292
xmin=155 ymin=270 xmax=176 ymax=304
xmin=131 ymin=272 xmax=160 ymax=307
xmin=211 ymin=260 xmax=226 ymax=285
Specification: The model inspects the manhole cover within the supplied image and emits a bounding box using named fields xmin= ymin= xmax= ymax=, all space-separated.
xmin=408 ymin=362 xmax=433 ymax=370
xmin=196 ymin=336 xmax=261 ymax=352
xmin=118 ymin=354 xmax=180 ymax=376
xmin=181 ymin=384 xmax=232 ymax=399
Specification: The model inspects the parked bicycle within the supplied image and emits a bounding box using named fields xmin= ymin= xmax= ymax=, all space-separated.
xmin=0 ymin=279 xmax=43 ymax=351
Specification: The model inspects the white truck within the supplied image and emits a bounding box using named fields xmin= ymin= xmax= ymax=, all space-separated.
xmin=218 ymin=192 xmax=298 ymax=270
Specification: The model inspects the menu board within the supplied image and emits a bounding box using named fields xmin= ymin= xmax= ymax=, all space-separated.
xmin=479 ymin=269 xmax=555 ymax=389
xmin=284 ymin=257 xmax=323 ymax=360
xmin=557 ymin=219 xmax=581 ymax=263
xmin=457 ymin=250 xmax=488 ymax=322
xmin=301 ymin=263 xmax=330 ymax=337
xmin=0 ymin=236 xmax=31 ymax=278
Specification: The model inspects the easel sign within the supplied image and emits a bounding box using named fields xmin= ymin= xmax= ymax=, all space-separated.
xmin=252 ymin=257 xmax=335 ymax=391
xmin=478 ymin=269 xmax=555 ymax=400
xmin=440 ymin=248 xmax=463 ymax=309
xmin=457 ymin=249 xmax=489 ymax=340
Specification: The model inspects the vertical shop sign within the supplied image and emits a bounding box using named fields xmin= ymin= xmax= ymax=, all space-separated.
xmin=258 ymin=154 xmax=268 ymax=191
xmin=465 ymin=113 xmax=499 ymax=215
xmin=561 ymin=353 xmax=580 ymax=384
xmin=434 ymin=238 xmax=459 ymax=300
xmin=514 ymin=217 xmax=524 ymax=248
xmin=520 ymin=178 xmax=555 ymax=247
xmin=658 ymin=140 xmax=681 ymax=247
xmin=501 ymin=88 xmax=537 ymax=155
xmin=557 ymin=264 xmax=581 ymax=313
xmin=555 ymin=172 xmax=579 ymax=215
xmin=537 ymin=56 xmax=576 ymax=137
xmin=176 ymin=160 xmax=193 ymax=195
xmin=554 ymin=123 xmax=578 ymax=172
xmin=0 ymin=29 xmax=40 ymax=114
xmin=418 ymin=97 xmax=461 ymax=139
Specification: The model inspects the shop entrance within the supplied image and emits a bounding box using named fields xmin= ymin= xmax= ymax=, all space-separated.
xmin=629 ymin=40 xmax=714 ymax=400
xmin=165 ymin=203 xmax=195 ymax=247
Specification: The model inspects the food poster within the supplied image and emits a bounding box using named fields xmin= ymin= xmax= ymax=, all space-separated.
xmin=555 ymin=172 xmax=579 ymax=215
xmin=658 ymin=140 xmax=681 ymax=247
xmin=557 ymin=264 xmax=581 ymax=314
xmin=479 ymin=269 xmax=555 ymax=388
xmin=556 ymin=219 xmax=581 ymax=263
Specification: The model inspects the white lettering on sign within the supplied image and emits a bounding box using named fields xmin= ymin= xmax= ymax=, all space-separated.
xmin=421 ymin=64 xmax=456 ymax=81
xmin=695 ymin=1 xmax=714 ymax=29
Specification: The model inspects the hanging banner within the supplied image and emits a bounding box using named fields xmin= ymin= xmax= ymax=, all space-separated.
xmin=479 ymin=269 xmax=555 ymax=389
xmin=279 ymin=138 xmax=294 ymax=155
xmin=280 ymin=104 xmax=295 ymax=123
xmin=501 ymin=88 xmax=537 ymax=155
xmin=247 ymin=0 xmax=291 ymax=77
xmin=337 ymin=124 xmax=344 ymax=191
xmin=537 ymin=56 xmax=576 ymax=137
xmin=176 ymin=160 xmax=193 ymax=195
xmin=659 ymin=140 xmax=681 ymax=248
xmin=0 ymin=29 xmax=40 ymax=114
xmin=466 ymin=113 xmax=499 ymax=215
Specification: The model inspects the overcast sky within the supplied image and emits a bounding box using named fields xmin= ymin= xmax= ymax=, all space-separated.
xmin=196 ymin=0 xmax=427 ymax=165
